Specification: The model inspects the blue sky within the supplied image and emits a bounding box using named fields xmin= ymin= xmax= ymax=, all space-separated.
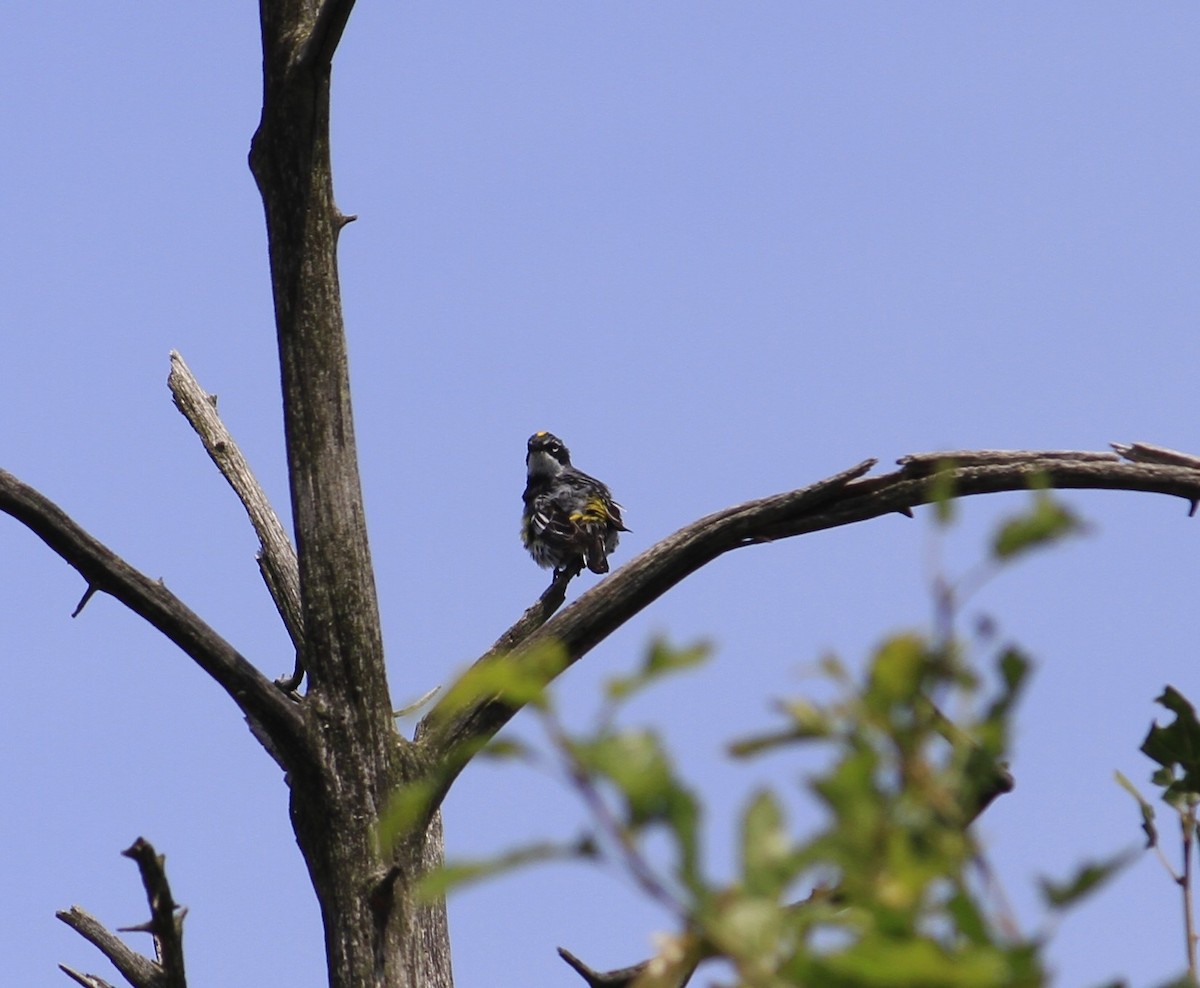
xmin=3 ymin=4 xmax=1198 ymax=985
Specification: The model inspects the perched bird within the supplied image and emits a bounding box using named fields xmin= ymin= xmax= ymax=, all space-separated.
xmin=522 ymin=431 xmax=629 ymax=577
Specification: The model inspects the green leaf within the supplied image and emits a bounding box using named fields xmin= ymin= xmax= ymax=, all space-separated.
xmin=377 ymin=779 xmax=439 ymax=853
xmin=570 ymin=730 xmax=703 ymax=889
xmin=1037 ymin=850 xmax=1135 ymax=910
xmin=1142 ymin=688 xmax=1200 ymax=769
xmin=707 ymin=894 xmax=785 ymax=970
xmin=728 ymin=700 xmax=833 ymax=757
xmin=416 ymin=835 xmax=597 ymax=900
xmin=436 ymin=640 xmax=568 ymax=717
xmin=606 ymin=638 xmax=711 ymax=702
xmin=740 ymin=790 xmax=797 ymax=898
xmin=930 ymin=459 xmax=959 ymax=526
xmin=996 ymin=647 xmax=1031 ymax=701
xmin=572 ymin=731 xmax=673 ymax=817
xmin=992 ymin=493 xmax=1083 ymax=561
xmin=477 ymin=737 xmax=538 ymax=762
xmin=1114 ymin=770 xmax=1158 ymax=848
xmin=867 ymin=633 xmax=928 ymax=708
xmin=944 ymin=887 xmax=995 ymax=948
xmin=1141 ymin=687 xmax=1200 ymax=804
xmin=813 ymin=936 xmax=1017 ymax=987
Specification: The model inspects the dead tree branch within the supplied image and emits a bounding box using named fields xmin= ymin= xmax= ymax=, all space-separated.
xmin=0 ymin=469 xmax=305 ymax=765
xmin=58 ymin=966 xmax=117 ymax=988
xmin=57 ymin=838 xmax=186 ymax=988
xmin=167 ymin=351 xmax=304 ymax=684
xmin=558 ymin=947 xmax=693 ymax=988
xmin=418 ymin=446 xmax=1200 ymax=806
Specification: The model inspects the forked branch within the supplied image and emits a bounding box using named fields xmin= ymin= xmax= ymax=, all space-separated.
xmin=57 ymin=838 xmax=187 ymax=988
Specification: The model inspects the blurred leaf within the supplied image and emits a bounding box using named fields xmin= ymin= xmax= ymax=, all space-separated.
xmin=971 ymin=648 xmax=1031 ymax=762
xmin=571 ymin=729 xmax=702 ymax=889
xmin=812 ymin=936 xmax=1018 ymax=987
xmin=995 ymin=647 xmax=1031 ymax=705
xmin=729 ymin=700 xmax=833 ymax=757
xmin=377 ymin=779 xmax=439 ymax=853
xmin=629 ymin=932 xmax=706 ymax=988
xmin=417 ymin=835 xmax=596 ymax=900
xmin=477 ymin=737 xmax=537 ymax=762
xmin=1142 ymin=688 xmax=1200 ymax=769
xmin=436 ymin=640 xmax=568 ymax=717
xmin=1037 ymin=850 xmax=1135 ymax=910
xmin=992 ymin=493 xmax=1083 ymax=561
xmin=944 ymin=888 xmax=994 ymax=948
xmin=1114 ymin=770 xmax=1158 ymax=848
xmin=1141 ymin=687 xmax=1200 ymax=805
xmin=708 ymin=894 xmax=785 ymax=973
xmin=607 ymin=638 xmax=711 ymax=702
xmin=809 ymin=744 xmax=882 ymax=859
xmin=572 ymin=731 xmax=673 ymax=819
xmin=930 ymin=460 xmax=959 ymax=526
xmin=867 ymin=634 xmax=927 ymax=709
xmin=741 ymin=790 xmax=798 ymax=898
xmin=820 ymin=652 xmax=853 ymax=684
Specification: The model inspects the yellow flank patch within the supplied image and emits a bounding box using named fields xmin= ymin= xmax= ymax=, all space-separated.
xmin=535 ymin=430 xmax=548 ymax=437
xmin=570 ymin=498 xmax=610 ymax=525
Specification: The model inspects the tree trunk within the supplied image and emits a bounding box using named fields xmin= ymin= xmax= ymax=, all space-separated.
xmin=248 ymin=3 xmax=453 ymax=985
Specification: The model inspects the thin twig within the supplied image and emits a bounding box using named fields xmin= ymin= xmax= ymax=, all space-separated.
xmin=71 ymin=584 xmax=99 ymax=618
xmin=58 ymin=966 xmax=116 ymax=988
xmin=1182 ymin=804 xmax=1197 ymax=979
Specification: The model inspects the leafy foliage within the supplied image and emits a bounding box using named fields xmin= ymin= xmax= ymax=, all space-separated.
xmin=1140 ymin=688 xmax=1200 ymax=808
xmin=410 ymin=493 xmax=1145 ymax=986
xmin=1119 ymin=686 xmax=1200 ymax=985
xmin=991 ymin=490 xmax=1083 ymax=562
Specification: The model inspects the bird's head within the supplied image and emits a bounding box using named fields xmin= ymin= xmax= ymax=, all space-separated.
xmin=527 ymin=431 xmax=572 ymax=477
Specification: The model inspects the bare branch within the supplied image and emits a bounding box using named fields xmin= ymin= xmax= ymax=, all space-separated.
xmin=0 ymin=469 xmax=306 ymax=765
xmin=59 ymin=965 xmax=117 ymax=988
xmin=558 ymin=947 xmax=696 ymax=988
xmin=167 ymin=351 xmax=303 ymax=655
xmin=57 ymin=838 xmax=187 ymax=988
xmin=120 ymin=839 xmax=186 ymax=987
xmin=57 ymin=907 xmax=162 ymax=988
xmin=418 ymin=447 xmax=1200 ymax=797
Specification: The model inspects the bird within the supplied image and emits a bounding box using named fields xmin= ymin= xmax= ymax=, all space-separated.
xmin=521 ymin=431 xmax=629 ymax=578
